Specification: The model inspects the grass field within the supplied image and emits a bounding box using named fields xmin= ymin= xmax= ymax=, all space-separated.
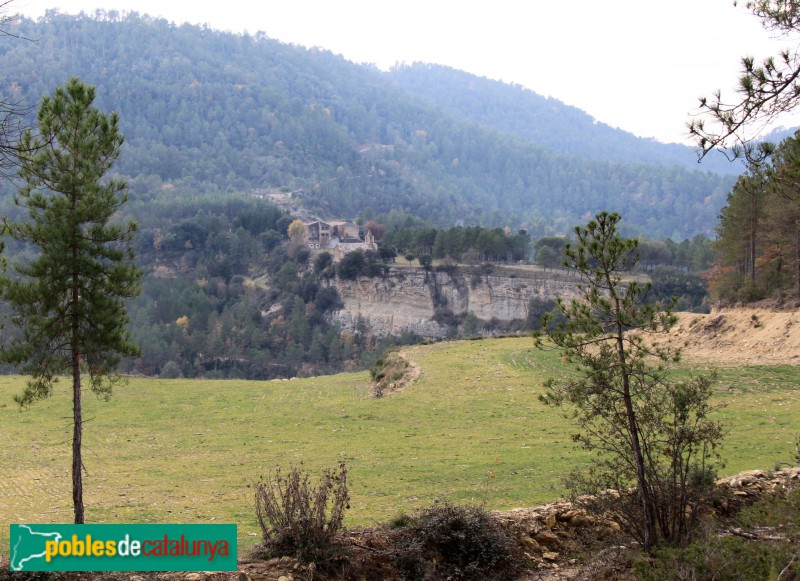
xmin=1 ymin=337 xmax=798 ymax=556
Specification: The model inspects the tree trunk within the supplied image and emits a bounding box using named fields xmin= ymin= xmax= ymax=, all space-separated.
xmin=611 ymin=289 xmax=656 ymax=550
xmin=72 ymin=348 xmax=84 ymax=524
xmin=796 ymin=217 xmax=800 ymax=298
xmin=617 ymin=332 xmax=656 ymax=549
xmin=72 ymin=249 xmax=84 ymax=524
xmin=749 ymin=203 xmax=757 ymax=282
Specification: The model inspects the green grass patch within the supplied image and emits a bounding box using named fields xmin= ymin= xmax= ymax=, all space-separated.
xmin=1 ymin=337 xmax=798 ymax=557
xmin=639 ymin=487 xmax=800 ymax=580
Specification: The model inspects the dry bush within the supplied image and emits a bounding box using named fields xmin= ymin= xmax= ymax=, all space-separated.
xmin=254 ymin=462 xmax=350 ymax=566
xmin=385 ymin=502 xmax=526 ymax=580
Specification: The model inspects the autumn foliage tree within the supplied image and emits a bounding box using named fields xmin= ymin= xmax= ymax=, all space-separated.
xmin=287 ymin=219 xmax=307 ymax=241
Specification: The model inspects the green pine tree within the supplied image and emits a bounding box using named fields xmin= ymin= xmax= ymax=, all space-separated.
xmin=0 ymin=77 xmax=141 ymax=524
xmin=536 ymin=212 xmax=723 ymax=550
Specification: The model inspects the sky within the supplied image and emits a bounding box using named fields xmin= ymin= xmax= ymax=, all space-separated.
xmin=11 ymin=0 xmax=800 ymax=144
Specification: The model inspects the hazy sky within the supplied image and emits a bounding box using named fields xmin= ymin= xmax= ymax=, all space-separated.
xmin=11 ymin=0 xmax=800 ymax=144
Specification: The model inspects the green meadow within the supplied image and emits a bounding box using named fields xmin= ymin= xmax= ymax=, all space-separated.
xmin=1 ymin=337 xmax=798 ymax=555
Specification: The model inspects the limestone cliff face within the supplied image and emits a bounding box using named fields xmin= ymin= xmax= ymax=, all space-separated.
xmin=328 ymin=266 xmax=583 ymax=338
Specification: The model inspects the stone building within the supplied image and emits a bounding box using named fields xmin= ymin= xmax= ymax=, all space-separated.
xmin=303 ymin=220 xmax=377 ymax=260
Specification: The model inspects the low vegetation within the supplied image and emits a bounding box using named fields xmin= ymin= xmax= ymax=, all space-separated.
xmin=369 ymin=350 xmax=412 ymax=397
xmin=382 ymin=502 xmax=526 ymax=580
xmin=250 ymin=466 xmax=526 ymax=579
xmin=253 ymin=463 xmax=350 ymax=569
xmin=1 ymin=337 xmax=798 ymax=557
xmin=636 ymin=485 xmax=800 ymax=580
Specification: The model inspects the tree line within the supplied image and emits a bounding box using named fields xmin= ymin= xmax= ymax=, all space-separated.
xmin=383 ymin=224 xmax=530 ymax=263
xmin=713 ymin=131 xmax=800 ymax=303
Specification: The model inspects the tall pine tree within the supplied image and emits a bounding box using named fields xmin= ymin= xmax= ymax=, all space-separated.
xmin=0 ymin=78 xmax=141 ymax=524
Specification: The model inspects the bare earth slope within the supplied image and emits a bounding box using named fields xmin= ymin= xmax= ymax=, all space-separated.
xmin=664 ymin=308 xmax=800 ymax=365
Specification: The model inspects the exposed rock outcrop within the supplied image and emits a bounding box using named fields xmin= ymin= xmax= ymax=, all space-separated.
xmin=329 ymin=266 xmax=584 ymax=338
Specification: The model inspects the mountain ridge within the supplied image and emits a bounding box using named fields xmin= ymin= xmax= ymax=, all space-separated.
xmin=386 ymin=62 xmax=744 ymax=175
xmin=0 ymin=11 xmax=736 ymax=237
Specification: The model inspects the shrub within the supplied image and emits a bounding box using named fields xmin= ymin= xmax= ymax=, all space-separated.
xmin=294 ymin=248 xmax=310 ymax=265
xmin=159 ymin=360 xmax=183 ymax=379
xmin=387 ymin=502 xmax=525 ymax=580
xmin=795 ymin=435 xmax=800 ymax=466
xmin=364 ymin=261 xmax=387 ymax=277
xmin=369 ymin=349 xmax=410 ymax=397
xmin=313 ymin=286 xmax=342 ymax=313
xmin=738 ymin=279 xmax=767 ymax=303
xmin=462 ymin=311 xmax=481 ymax=336
xmin=313 ymin=251 xmax=333 ymax=273
xmin=337 ymin=250 xmax=366 ymax=280
xmin=640 ymin=534 xmax=800 ymax=580
xmin=254 ymin=462 xmax=350 ymax=565
xmin=388 ymin=511 xmax=412 ymax=529
xmin=636 ymin=486 xmax=800 ymax=580
xmin=688 ymin=461 xmax=718 ymax=488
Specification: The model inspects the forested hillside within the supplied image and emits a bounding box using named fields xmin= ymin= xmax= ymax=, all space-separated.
xmin=0 ymin=11 xmax=735 ymax=238
xmin=387 ymin=63 xmax=742 ymax=175
xmin=713 ymin=130 xmax=800 ymax=304
xmin=0 ymin=11 xmax=732 ymax=380
xmin=0 ymin=190 xmax=419 ymax=380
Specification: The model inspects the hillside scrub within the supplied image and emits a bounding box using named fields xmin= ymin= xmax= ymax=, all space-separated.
xmin=369 ymin=349 xmax=419 ymax=397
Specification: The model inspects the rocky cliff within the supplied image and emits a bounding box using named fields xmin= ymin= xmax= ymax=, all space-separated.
xmin=328 ymin=265 xmax=584 ymax=338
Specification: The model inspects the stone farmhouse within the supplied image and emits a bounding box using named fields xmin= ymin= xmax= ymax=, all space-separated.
xmin=303 ymin=220 xmax=377 ymax=262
